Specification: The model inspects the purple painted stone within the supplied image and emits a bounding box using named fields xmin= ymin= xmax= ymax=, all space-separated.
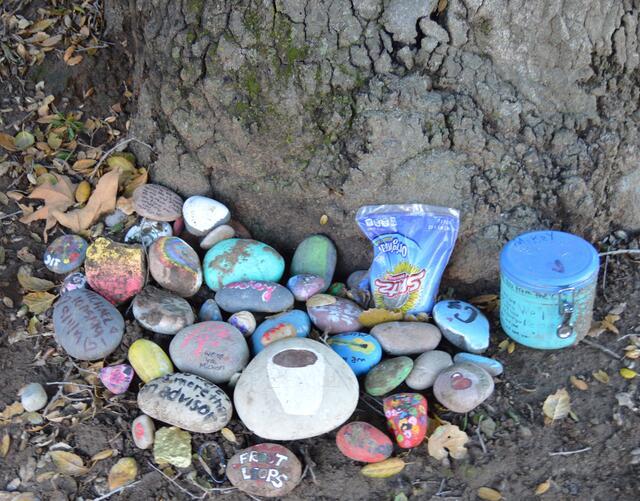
xmin=306 ymin=294 xmax=363 ymax=334
xmin=59 ymin=272 xmax=88 ymax=295
xmin=286 ymin=274 xmax=325 ymax=302
xmin=99 ymin=364 xmax=134 ymax=394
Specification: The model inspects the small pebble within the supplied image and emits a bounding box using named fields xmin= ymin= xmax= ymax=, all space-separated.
xmin=229 ymin=311 xmax=256 ymax=336
xmin=200 ymin=224 xmax=235 ymax=250
xmin=131 ymin=415 xmax=155 ymax=449
xmin=19 ymin=382 xmax=47 ymax=412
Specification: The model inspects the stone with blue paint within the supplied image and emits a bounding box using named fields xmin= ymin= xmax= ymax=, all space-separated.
xmin=199 ymin=299 xmax=222 ymax=321
xmin=453 ymin=353 xmax=503 ymax=376
xmin=432 ymin=299 xmax=490 ymax=353
xmin=251 ymin=310 xmax=311 ymax=354
xmin=327 ymin=332 xmax=382 ymax=376
xmin=44 ymin=234 xmax=88 ymax=274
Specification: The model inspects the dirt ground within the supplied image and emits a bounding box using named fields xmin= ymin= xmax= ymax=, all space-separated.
xmin=1 ymin=2 xmax=640 ymax=500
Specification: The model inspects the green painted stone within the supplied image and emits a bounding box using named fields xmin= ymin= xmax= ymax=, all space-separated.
xmin=203 ymin=239 xmax=285 ymax=291
xmin=365 ymin=356 xmax=414 ymax=396
xmin=291 ymin=235 xmax=336 ymax=292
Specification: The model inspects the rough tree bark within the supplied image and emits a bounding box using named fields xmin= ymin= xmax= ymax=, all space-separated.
xmin=105 ymin=0 xmax=640 ymax=288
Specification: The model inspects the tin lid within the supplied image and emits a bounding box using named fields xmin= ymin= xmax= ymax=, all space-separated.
xmin=500 ymin=231 xmax=599 ymax=291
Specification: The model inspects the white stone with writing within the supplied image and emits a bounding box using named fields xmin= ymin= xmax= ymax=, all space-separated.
xmin=182 ymin=196 xmax=230 ymax=236
xmin=132 ymin=184 xmax=183 ymax=221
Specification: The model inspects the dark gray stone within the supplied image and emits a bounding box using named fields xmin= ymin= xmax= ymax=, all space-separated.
xmin=215 ymin=281 xmax=294 ymax=313
xmin=132 ymin=285 xmax=195 ymax=334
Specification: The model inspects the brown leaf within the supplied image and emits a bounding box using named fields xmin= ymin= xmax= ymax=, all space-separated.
xmin=123 ymin=168 xmax=148 ymax=198
xmin=52 ymin=168 xmax=119 ymax=233
xmin=19 ymin=173 xmax=76 ymax=233
xmin=359 ymin=308 xmax=404 ymax=327
xmin=592 ymin=369 xmax=610 ymax=384
xmin=427 ymin=424 xmax=469 ymax=460
xmin=108 ymin=457 xmax=138 ymax=490
xmin=17 ymin=266 xmax=55 ymax=291
xmin=91 ymin=449 xmax=116 ymax=462
xmin=66 ymin=55 xmax=83 ymax=66
xmin=1 ymin=433 xmax=10 ymax=457
xmin=535 ymin=479 xmax=551 ymax=495
xmin=478 ymin=487 xmax=503 ymax=501
xmin=569 ymin=376 xmax=588 ymax=391
xmin=360 ymin=457 xmax=405 ymax=478
xmin=49 ymin=450 xmax=89 ymax=476
xmin=0 ymin=402 xmax=24 ymax=422
xmin=23 ymin=291 xmax=56 ymax=314
xmin=601 ymin=314 xmax=620 ymax=335
xmin=0 ymin=133 xmax=16 ymax=152
xmin=72 ymin=158 xmax=97 ymax=174
xmin=39 ymin=35 xmax=62 ymax=47
xmin=542 ymin=388 xmax=571 ymax=422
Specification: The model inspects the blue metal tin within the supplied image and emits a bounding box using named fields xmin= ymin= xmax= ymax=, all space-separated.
xmin=500 ymin=231 xmax=599 ymax=349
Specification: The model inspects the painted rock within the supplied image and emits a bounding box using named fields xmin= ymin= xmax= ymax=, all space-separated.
xmin=44 ymin=234 xmax=88 ymax=274
xmin=131 ymin=414 xmax=155 ymax=449
xmin=306 ymin=294 xmax=363 ymax=334
xmin=251 ymin=310 xmax=311 ymax=354
xmin=234 ymin=337 xmax=359 ymax=440
xmin=347 ymin=269 xmax=370 ymax=291
xmin=229 ymin=311 xmax=256 ymax=336
xmin=138 ymin=372 xmax=232 ymax=433
xmin=182 ymin=195 xmax=230 ymax=236
xmin=336 ymin=422 xmax=393 ymax=463
xmin=85 ymin=237 xmax=146 ymax=304
xmin=203 ymin=239 xmax=285 ymax=291
xmin=132 ymin=184 xmax=183 ymax=221
xmin=200 ymin=224 xmax=235 ymax=250
xmin=153 ymin=426 xmax=192 ymax=468
xmin=364 ymin=356 xmax=413 ymax=396
xmin=405 ymin=350 xmax=453 ymax=390
xmin=99 ymin=364 xmax=134 ymax=394
xmin=432 ymin=300 xmax=490 ymax=353
xmin=199 ymin=298 xmax=222 ymax=321
xmin=383 ymin=393 xmax=428 ymax=448
xmin=59 ymin=272 xmax=87 ymax=295
xmin=370 ymin=321 xmax=442 ymax=355
xmin=328 ymin=282 xmax=347 ymax=297
xmin=227 ymin=443 xmax=302 ymax=498
xmin=148 ymin=236 xmax=202 ymax=297
xmin=215 ymin=281 xmax=294 ymax=313
xmin=433 ymin=362 xmax=495 ymax=413
xmin=19 ymin=383 xmax=47 ymax=412
xmin=124 ymin=219 xmax=173 ymax=248
xmin=128 ymin=339 xmax=174 ymax=383
xmin=53 ymin=289 xmax=124 ymax=360
xmin=286 ymin=274 xmax=325 ymax=302
xmin=132 ymin=285 xmax=195 ymax=335
xmin=169 ymin=322 xmax=249 ymax=383
xmin=453 ymin=353 xmax=504 ymax=376
xmin=290 ymin=235 xmax=336 ymax=292
xmin=327 ymin=332 xmax=382 ymax=376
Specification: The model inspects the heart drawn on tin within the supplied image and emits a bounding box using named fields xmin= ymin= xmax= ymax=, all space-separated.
xmin=451 ymin=372 xmax=472 ymax=390
xmin=552 ymin=259 xmax=565 ymax=273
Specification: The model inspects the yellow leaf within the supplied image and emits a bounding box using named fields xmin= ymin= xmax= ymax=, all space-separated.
xmin=75 ymin=181 xmax=92 ymax=203
xmin=72 ymin=159 xmax=97 ymax=173
xmin=17 ymin=266 xmax=55 ymax=291
xmin=27 ymin=316 xmax=39 ymax=335
xmin=569 ymin=375 xmax=588 ymax=391
xmin=106 ymin=155 xmax=135 ymax=173
xmin=0 ymin=132 xmax=17 ymax=151
xmin=1 ymin=433 xmax=9 ymax=457
xmin=620 ymin=368 xmax=637 ymax=379
xmin=358 ymin=308 xmax=404 ymax=327
xmin=91 ymin=449 xmax=116 ymax=462
xmin=427 ymin=424 xmax=469 ymax=460
xmin=535 ymin=479 xmax=551 ymax=495
xmin=360 ymin=457 xmax=405 ymax=478
xmin=320 ymin=214 xmax=328 ymax=225
xmin=498 ymin=339 xmax=509 ymax=352
xmin=220 ymin=427 xmax=237 ymax=444
xmin=49 ymin=450 xmax=89 ymax=476
xmin=0 ymin=402 xmax=24 ymax=421
xmin=507 ymin=341 xmax=516 ymax=354
xmin=478 ymin=487 xmax=503 ymax=501
xmin=542 ymin=388 xmax=571 ymax=421
xmin=108 ymin=457 xmax=138 ymax=490
xmin=592 ymin=369 xmax=610 ymax=384
xmin=23 ymin=291 xmax=57 ymax=314
xmin=123 ymin=168 xmax=148 ymax=198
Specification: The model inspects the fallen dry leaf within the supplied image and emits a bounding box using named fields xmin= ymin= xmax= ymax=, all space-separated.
xmin=360 ymin=457 xmax=405 ymax=478
xmin=498 ymin=339 xmax=509 ymax=352
xmin=507 ymin=341 xmax=516 ymax=354
xmin=535 ymin=479 xmax=551 ymax=495
xmin=91 ymin=449 xmax=116 ymax=462
xmin=1 ymin=433 xmax=9 ymax=457
xmin=359 ymin=308 xmax=404 ymax=327
xmin=542 ymin=388 xmax=571 ymax=423
xmin=427 ymin=424 xmax=469 ymax=460
xmin=221 ymin=427 xmax=237 ymax=444
xmin=123 ymin=168 xmax=148 ymax=198
xmin=23 ymin=291 xmax=56 ymax=314
xmin=0 ymin=133 xmax=16 ymax=151
xmin=19 ymin=173 xmax=76 ymax=236
xmin=14 ymin=131 xmax=35 ymax=150
xmin=477 ymin=487 xmax=503 ymax=501
xmin=17 ymin=266 xmax=55 ymax=292
xmin=49 ymin=450 xmax=89 ymax=476
xmin=108 ymin=457 xmax=138 ymax=490
xmin=601 ymin=314 xmax=620 ymax=335
xmin=592 ymin=369 xmax=610 ymax=384
xmin=620 ymin=368 xmax=637 ymax=379
xmin=569 ymin=375 xmax=588 ymax=391
xmin=0 ymin=402 xmax=24 ymax=422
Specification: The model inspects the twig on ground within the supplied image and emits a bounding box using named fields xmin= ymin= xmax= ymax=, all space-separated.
xmin=92 ymin=480 xmax=141 ymax=501
xmin=0 ymin=210 xmax=22 ymax=220
xmin=580 ymin=338 xmax=622 ymax=360
xmin=475 ymin=425 xmax=487 ymax=454
xmin=299 ymin=445 xmax=318 ymax=485
xmin=89 ymin=138 xmax=154 ymax=178
xmin=599 ymin=250 xmax=640 ymax=257
xmin=549 ymin=447 xmax=591 ymax=456
xmin=147 ymin=461 xmax=203 ymax=499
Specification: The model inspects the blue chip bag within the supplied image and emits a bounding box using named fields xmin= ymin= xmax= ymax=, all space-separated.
xmin=356 ymin=204 xmax=460 ymax=314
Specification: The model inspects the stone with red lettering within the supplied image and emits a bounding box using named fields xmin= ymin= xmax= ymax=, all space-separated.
xmin=215 ymin=281 xmax=294 ymax=313
xmin=336 ymin=422 xmax=393 ymax=463
xmin=306 ymin=294 xmax=363 ymax=334
xmin=137 ymin=372 xmax=232 ymax=433
xmin=226 ymin=443 xmax=302 ymax=498
xmin=131 ymin=414 xmax=155 ymax=449
xmin=132 ymin=184 xmax=183 ymax=221
xmin=169 ymin=321 xmax=249 ymax=383
xmin=52 ymin=289 xmax=124 ymax=360
xmin=132 ymin=285 xmax=195 ymax=335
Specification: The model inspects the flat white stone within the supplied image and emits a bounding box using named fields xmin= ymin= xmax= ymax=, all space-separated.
xmin=182 ymin=196 xmax=230 ymax=236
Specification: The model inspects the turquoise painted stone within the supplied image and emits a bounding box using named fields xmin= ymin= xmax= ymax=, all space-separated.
xmin=290 ymin=235 xmax=336 ymax=292
xmin=327 ymin=332 xmax=382 ymax=376
xmin=453 ymin=353 xmax=504 ymax=376
xmin=251 ymin=310 xmax=311 ymax=354
xmin=203 ymin=239 xmax=285 ymax=292
xmin=364 ymin=357 xmax=413 ymax=396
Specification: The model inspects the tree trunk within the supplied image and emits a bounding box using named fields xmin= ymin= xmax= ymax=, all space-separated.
xmin=106 ymin=0 xmax=640 ymax=287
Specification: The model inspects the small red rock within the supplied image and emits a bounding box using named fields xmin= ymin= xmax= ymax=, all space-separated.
xmin=336 ymin=421 xmax=393 ymax=463
xmin=383 ymin=393 xmax=428 ymax=449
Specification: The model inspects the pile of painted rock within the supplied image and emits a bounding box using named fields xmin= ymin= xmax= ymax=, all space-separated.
xmin=43 ymin=184 xmax=502 ymax=498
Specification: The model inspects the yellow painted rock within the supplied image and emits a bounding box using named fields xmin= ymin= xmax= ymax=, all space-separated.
xmin=153 ymin=426 xmax=191 ymax=468
xmin=128 ymin=339 xmax=173 ymax=383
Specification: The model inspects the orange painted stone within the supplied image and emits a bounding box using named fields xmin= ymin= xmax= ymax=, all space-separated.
xmin=383 ymin=393 xmax=428 ymax=449
xmin=336 ymin=421 xmax=393 ymax=463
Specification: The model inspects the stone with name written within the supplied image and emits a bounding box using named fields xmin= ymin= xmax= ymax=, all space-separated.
xmin=132 ymin=184 xmax=183 ymax=221
xmin=336 ymin=421 xmax=393 ymax=463
xmin=138 ymin=372 xmax=232 ymax=433
xmin=59 ymin=272 xmax=87 ymax=295
xmin=286 ymin=274 xmax=325 ymax=302
xmin=405 ymin=350 xmax=453 ymax=390
xmin=132 ymin=285 xmax=195 ymax=335
xmin=433 ymin=300 xmax=490 ymax=353
xmin=44 ymin=234 xmax=88 ymax=274
xmin=384 ymin=393 xmax=428 ymax=448
xmin=131 ymin=414 xmax=155 ymax=449
xmin=251 ymin=310 xmax=311 ymax=354
xmin=200 ymin=224 xmax=235 ymax=250
xmin=128 ymin=339 xmax=174 ymax=383
xmin=227 ymin=443 xmax=302 ymax=498
xmin=291 ymin=235 xmax=336 ymax=292
xmin=370 ymin=321 xmax=442 ymax=355
xmin=215 ymin=281 xmax=294 ymax=313
xmin=453 ymin=353 xmax=504 ymax=376
xmin=125 ymin=219 xmax=173 ymax=248
xmin=183 ymin=195 xmax=231 ymax=236
xmin=53 ymin=289 xmax=124 ymax=360
xmin=364 ymin=356 xmax=413 ymax=396
xmin=327 ymin=332 xmax=382 ymax=376
xmin=169 ymin=321 xmax=249 ymax=383
xmin=433 ymin=362 xmax=495 ymax=413
xmin=306 ymin=294 xmax=363 ymax=334
xmin=149 ymin=236 xmax=202 ymax=297
xmin=199 ymin=299 xmax=222 ymax=321
xmin=85 ymin=237 xmax=146 ymax=304
xmin=228 ymin=311 xmax=256 ymax=336
xmin=99 ymin=364 xmax=134 ymax=394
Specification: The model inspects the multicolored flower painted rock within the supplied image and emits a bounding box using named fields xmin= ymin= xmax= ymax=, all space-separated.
xmin=433 ymin=362 xmax=495 ymax=413
xmin=336 ymin=421 xmax=393 ymax=463
xmin=383 ymin=393 xmax=428 ymax=448
xmin=215 ymin=280 xmax=294 ymax=313
xmin=128 ymin=339 xmax=174 ymax=383
xmin=306 ymin=294 xmax=363 ymax=334
xmin=199 ymin=298 xmax=222 ymax=321
xmin=226 ymin=443 xmax=302 ymax=498
xmin=99 ymin=364 xmax=134 ymax=394
xmin=132 ymin=285 xmax=195 ymax=335
xmin=327 ymin=332 xmax=382 ymax=376
xmin=132 ymin=184 xmax=183 ymax=221
xmin=432 ymin=300 xmax=490 ymax=353
xmin=44 ymin=234 xmax=88 ymax=274
xmin=364 ymin=356 xmax=413 ymax=396
xmin=203 ymin=239 xmax=285 ymax=292
xmin=251 ymin=310 xmax=311 ymax=354
xmin=286 ymin=274 xmax=326 ymax=302
xmin=453 ymin=353 xmax=504 ymax=376
xmin=290 ymin=235 xmax=337 ymax=292
xmin=59 ymin=272 xmax=87 ymax=295
xmin=84 ymin=237 xmax=146 ymax=304
xmin=148 ymin=236 xmax=202 ymax=297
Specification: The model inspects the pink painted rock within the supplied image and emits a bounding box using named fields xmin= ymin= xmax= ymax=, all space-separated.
xmin=383 ymin=393 xmax=428 ymax=449
xmin=336 ymin=422 xmax=393 ymax=463
xmin=99 ymin=364 xmax=134 ymax=394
